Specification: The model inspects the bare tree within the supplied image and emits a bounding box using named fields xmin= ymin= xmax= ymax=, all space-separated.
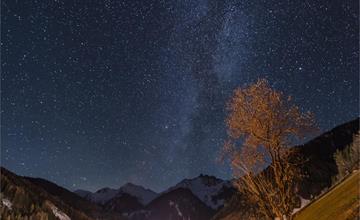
xmin=334 ymin=131 xmax=360 ymax=181
xmin=222 ymin=79 xmax=316 ymax=220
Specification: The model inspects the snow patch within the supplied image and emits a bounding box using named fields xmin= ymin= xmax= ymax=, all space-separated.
xmin=2 ymin=198 xmax=12 ymax=210
xmin=292 ymin=197 xmax=311 ymax=214
xmin=169 ymin=200 xmax=183 ymax=217
xmin=49 ymin=204 xmax=71 ymax=220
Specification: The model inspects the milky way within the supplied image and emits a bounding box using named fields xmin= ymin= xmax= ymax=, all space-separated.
xmin=2 ymin=0 xmax=358 ymax=192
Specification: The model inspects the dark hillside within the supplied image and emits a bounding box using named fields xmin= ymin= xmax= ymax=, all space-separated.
xmin=297 ymin=118 xmax=359 ymax=198
xmin=214 ymin=118 xmax=359 ymax=220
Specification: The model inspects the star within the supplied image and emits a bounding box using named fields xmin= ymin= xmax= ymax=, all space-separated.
xmin=1 ymin=0 xmax=358 ymax=192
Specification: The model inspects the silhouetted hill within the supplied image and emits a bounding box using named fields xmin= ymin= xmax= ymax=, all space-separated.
xmin=2 ymin=118 xmax=358 ymax=220
xmin=1 ymin=167 xmax=125 ymax=220
xmin=1 ymin=167 xmax=94 ymax=220
xmin=25 ymin=176 xmax=103 ymax=218
xmin=104 ymin=193 xmax=144 ymax=214
xmin=131 ymin=188 xmax=215 ymax=220
xmin=214 ymin=118 xmax=359 ymax=220
xmin=296 ymin=117 xmax=359 ymax=198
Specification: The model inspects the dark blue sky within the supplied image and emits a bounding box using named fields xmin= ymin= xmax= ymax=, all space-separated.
xmin=1 ymin=0 xmax=358 ymax=192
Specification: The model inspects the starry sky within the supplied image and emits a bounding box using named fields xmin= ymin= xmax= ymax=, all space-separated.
xmin=1 ymin=0 xmax=358 ymax=192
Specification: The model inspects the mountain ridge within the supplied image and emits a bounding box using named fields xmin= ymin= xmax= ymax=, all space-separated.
xmin=2 ymin=118 xmax=359 ymax=220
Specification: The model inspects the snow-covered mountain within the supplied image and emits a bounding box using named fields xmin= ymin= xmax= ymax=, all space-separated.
xmin=119 ymin=183 xmax=157 ymax=205
xmin=124 ymin=176 xmax=235 ymax=220
xmin=2 ymin=118 xmax=358 ymax=220
xmin=75 ymin=183 xmax=158 ymax=206
xmin=75 ymin=174 xmax=235 ymax=211
xmin=137 ymin=187 xmax=215 ymax=220
xmin=74 ymin=189 xmax=92 ymax=198
xmin=87 ymin=187 xmax=119 ymax=205
xmin=165 ymin=174 xmax=235 ymax=209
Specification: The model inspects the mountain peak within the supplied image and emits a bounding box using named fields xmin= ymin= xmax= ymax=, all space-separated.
xmin=118 ymin=182 xmax=158 ymax=205
xmin=165 ymin=174 xmax=234 ymax=209
xmin=75 ymin=182 xmax=158 ymax=206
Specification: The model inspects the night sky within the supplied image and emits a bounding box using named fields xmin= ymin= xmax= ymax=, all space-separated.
xmin=1 ymin=0 xmax=358 ymax=192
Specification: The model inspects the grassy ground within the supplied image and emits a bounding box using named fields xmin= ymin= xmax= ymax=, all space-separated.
xmin=295 ymin=170 xmax=359 ymax=220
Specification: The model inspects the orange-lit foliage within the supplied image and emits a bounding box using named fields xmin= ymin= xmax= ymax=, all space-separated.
xmin=223 ymin=79 xmax=316 ymax=220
